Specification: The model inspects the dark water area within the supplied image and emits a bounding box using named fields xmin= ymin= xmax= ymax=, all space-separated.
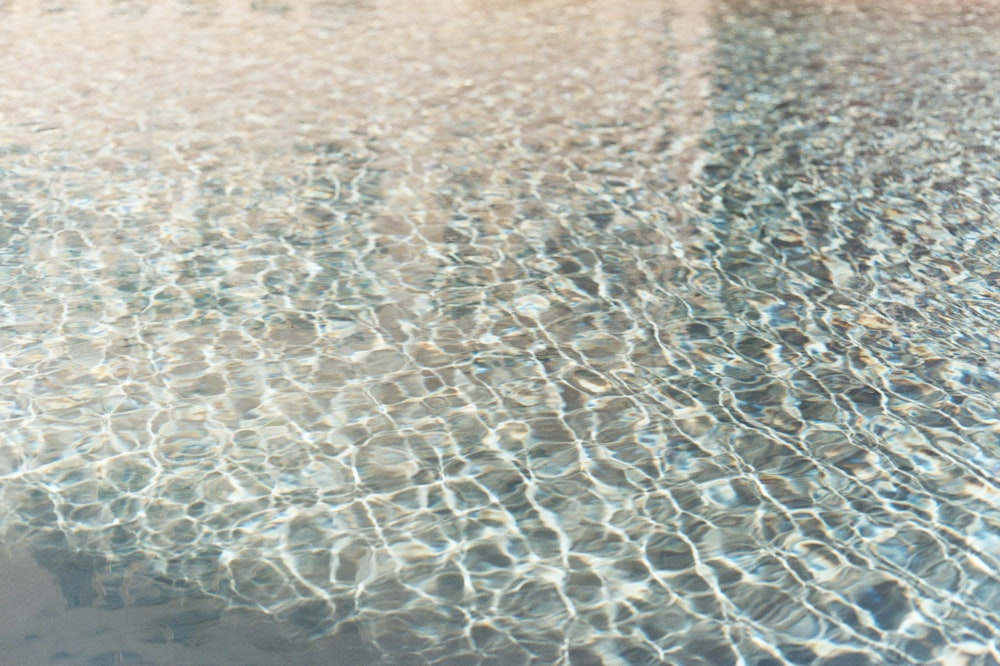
xmin=0 ymin=544 xmax=379 ymax=665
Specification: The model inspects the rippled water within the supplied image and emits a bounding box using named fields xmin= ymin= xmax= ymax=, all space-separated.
xmin=1 ymin=0 xmax=999 ymax=664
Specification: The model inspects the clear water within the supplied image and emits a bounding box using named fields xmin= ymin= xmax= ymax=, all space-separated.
xmin=1 ymin=0 xmax=998 ymax=664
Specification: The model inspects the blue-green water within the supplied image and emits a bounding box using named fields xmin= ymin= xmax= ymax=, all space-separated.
xmin=1 ymin=0 xmax=998 ymax=664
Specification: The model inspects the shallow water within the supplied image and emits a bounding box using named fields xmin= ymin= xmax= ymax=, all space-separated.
xmin=1 ymin=0 xmax=999 ymax=664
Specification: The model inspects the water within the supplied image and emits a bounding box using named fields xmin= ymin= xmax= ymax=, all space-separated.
xmin=1 ymin=0 xmax=998 ymax=664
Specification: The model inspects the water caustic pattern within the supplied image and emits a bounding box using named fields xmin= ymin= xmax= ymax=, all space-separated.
xmin=0 ymin=0 xmax=998 ymax=663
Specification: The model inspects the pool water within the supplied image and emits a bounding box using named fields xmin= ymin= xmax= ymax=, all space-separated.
xmin=1 ymin=0 xmax=998 ymax=664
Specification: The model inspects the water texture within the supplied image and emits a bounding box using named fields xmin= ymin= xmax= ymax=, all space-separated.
xmin=0 ymin=0 xmax=998 ymax=664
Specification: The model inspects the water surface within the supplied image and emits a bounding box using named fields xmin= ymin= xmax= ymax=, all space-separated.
xmin=1 ymin=0 xmax=998 ymax=664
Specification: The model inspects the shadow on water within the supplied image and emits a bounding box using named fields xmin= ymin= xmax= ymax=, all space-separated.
xmin=0 ymin=542 xmax=379 ymax=665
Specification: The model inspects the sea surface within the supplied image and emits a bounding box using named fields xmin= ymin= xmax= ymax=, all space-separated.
xmin=0 ymin=0 xmax=998 ymax=664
